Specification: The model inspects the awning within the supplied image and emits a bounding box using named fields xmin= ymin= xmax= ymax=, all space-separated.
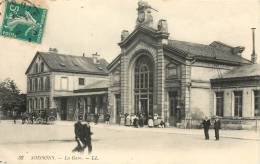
xmin=53 ymin=91 xmax=107 ymax=98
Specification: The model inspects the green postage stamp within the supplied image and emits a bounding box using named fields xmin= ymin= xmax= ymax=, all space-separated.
xmin=0 ymin=0 xmax=47 ymax=43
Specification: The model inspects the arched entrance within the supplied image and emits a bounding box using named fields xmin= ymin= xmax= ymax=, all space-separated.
xmin=134 ymin=55 xmax=154 ymax=121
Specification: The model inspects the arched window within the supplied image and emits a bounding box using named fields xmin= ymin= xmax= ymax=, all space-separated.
xmin=134 ymin=55 xmax=154 ymax=117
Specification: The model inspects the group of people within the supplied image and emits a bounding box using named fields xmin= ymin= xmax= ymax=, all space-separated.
xmin=123 ymin=113 xmax=166 ymax=128
xmin=202 ymin=116 xmax=221 ymax=140
xmin=92 ymin=112 xmax=111 ymax=125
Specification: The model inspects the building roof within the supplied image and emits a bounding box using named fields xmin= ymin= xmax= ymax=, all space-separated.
xmin=165 ymin=40 xmax=251 ymax=65
xmin=26 ymin=52 xmax=109 ymax=75
xmin=220 ymin=64 xmax=260 ymax=79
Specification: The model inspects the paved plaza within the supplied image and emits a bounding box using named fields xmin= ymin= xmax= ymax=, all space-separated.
xmin=0 ymin=120 xmax=259 ymax=164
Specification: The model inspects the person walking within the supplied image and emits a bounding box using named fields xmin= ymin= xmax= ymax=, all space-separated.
xmin=12 ymin=110 xmax=17 ymax=124
xmin=105 ymin=112 xmax=110 ymax=125
xmin=73 ymin=117 xmax=84 ymax=152
xmin=82 ymin=122 xmax=93 ymax=154
xmin=202 ymin=116 xmax=211 ymax=140
xmin=94 ymin=113 xmax=100 ymax=125
xmin=214 ymin=116 xmax=221 ymax=140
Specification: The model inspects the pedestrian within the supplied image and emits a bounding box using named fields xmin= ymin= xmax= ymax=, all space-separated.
xmin=138 ymin=113 xmax=144 ymax=127
xmin=94 ymin=113 xmax=99 ymax=125
xmin=124 ymin=113 xmax=129 ymax=126
xmin=214 ymin=116 xmax=221 ymax=140
xmin=73 ymin=116 xmax=84 ymax=152
xmin=105 ymin=112 xmax=110 ymax=125
xmin=202 ymin=116 xmax=211 ymax=140
xmin=12 ymin=110 xmax=17 ymax=124
xmin=153 ymin=113 xmax=159 ymax=127
xmin=148 ymin=115 xmax=154 ymax=128
xmin=82 ymin=122 xmax=93 ymax=154
xmin=133 ymin=114 xmax=139 ymax=128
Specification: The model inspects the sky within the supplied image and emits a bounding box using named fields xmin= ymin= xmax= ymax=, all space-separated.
xmin=0 ymin=0 xmax=259 ymax=93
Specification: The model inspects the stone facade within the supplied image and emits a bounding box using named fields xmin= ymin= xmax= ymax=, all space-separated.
xmin=107 ymin=1 xmax=254 ymax=128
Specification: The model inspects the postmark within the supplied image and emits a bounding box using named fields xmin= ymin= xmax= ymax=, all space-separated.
xmin=0 ymin=0 xmax=47 ymax=43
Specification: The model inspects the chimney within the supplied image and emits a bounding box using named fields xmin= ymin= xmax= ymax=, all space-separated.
xmin=92 ymin=52 xmax=100 ymax=64
xmin=49 ymin=48 xmax=58 ymax=53
xmin=251 ymin=28 xmax=257 ymax=64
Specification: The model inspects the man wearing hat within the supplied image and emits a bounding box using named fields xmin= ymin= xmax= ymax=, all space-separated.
xmin=73 ymin=115 xmax=84 ymax=152
xmin=202 ymin=116 xmax=211 ymax=140
xmin=82 ymin=122 xmax=93 ymax=154
xmin=214 ymin=116 xmax=221 ymax=140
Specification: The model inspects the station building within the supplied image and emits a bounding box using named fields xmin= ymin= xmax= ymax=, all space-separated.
xmin=25 ymin=1 xmax=260 ymax=129
xmin=107 ymin=1 xmax=259 ymax=129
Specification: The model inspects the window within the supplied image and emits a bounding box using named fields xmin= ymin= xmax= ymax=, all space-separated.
xmin=35 ymin=98 xmax=38 ymax=109
xmin=39 ymin=77 xmax=43 ymax=91
xmin=40 ymin=62 xmax=44 ymax=72
xmin=254 ymin=91 xmax=260 ymax=117
xmin=167 ymin=63 xmax=178 ymax=78
xmin=45 ymin=97 xmax=50 ymax=109
xmin=216 ymin=92 xmax=224 ymax=117
xmin=45 ymin=77 xmax=50 ymax=91
xmin=134 ymin=55 xmax=153 ymax=116
xmin=61 ymin=77 xmax=68 ymax=90
xmin=35 ymin=78 xmax=38 ymax=91
xmin=35 ymin=63 xmax=38 ymax=73
xmin=234 ymin=91 xmax=242 ymax=117
xmin=31 ymin=99 xmax=34 ymax=110
xmin=29 ymin=79 xmax=33 ymax=92
xmin=79 ymin=78 xmax=85 ymax=85
xmin=40 ymin=97 xmax=44 ymax=109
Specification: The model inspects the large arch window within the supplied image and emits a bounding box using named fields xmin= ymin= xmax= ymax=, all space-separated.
xmin=134 ymin=55 xmax=153 ymax=117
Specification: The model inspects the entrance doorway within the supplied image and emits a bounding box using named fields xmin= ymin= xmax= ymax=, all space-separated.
xmin=140 ymin=99 xmax=148 ymax=117
xmin=169 ymin=91 xmax=179 ymax=126
xmin=60 ymin=98 xmax=67 ymax=120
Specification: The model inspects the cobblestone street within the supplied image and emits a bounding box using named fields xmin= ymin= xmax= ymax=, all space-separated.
xmin=0 ymin=121 xmax=259 ymax=164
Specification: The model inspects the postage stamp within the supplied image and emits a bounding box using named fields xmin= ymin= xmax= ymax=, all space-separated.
xmin=0 ymin=0 xmax=47 ymax=43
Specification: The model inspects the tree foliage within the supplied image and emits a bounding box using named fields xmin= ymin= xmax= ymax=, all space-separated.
xmin=0 ymin=78 xmax=26 ymax=114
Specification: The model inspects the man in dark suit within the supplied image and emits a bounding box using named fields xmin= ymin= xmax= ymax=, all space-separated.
xmin=214 ymin=116 xmax=221 ymax=140
xmin=73 ymin=117 xmax=84 ymax=152
xmin=202 ymin=116 xmax=211 ymax=140
xmin=82 ymin=122 xmax=93 ymax=154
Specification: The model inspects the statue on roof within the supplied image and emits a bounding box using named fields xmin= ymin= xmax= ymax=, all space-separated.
xmin=136 ymin=0 xmax=155 ymax=28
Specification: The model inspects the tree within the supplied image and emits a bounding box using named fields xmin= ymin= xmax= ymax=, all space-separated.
xmin=0 ymin=78 xmax=26 ymax=117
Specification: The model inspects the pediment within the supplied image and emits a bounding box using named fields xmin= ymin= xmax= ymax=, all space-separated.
xmin=119 ymin=25 xmax=169 ymax=49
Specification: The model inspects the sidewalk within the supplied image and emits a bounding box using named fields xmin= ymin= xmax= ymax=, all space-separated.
xmin=55 ymin=121 xmax=260 ymax=141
